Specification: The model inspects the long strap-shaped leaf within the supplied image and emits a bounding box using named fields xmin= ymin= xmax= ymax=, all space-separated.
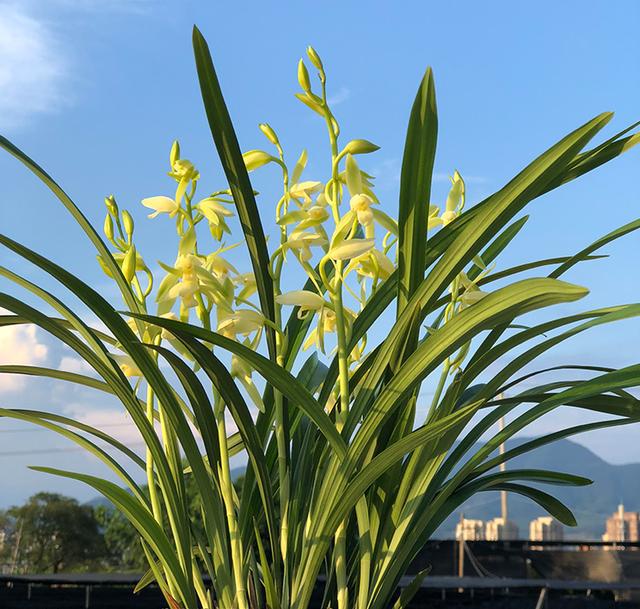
xmin=192 ymin=26 xmax=276 ymax=361
xmin=0 ymin=407 xmax=146 ymax=471
xmin=0 ymin=136 xmax=143 ymax=318
xmin=129 ymin=312 xmax=347 ymax=459
xmin=290 ymin=401 xmax=481 ymax=609
xmin=0 ymin=408 xmax=147 ymax=501
xmin=349 ymin=277 xmax=588 ymax=461
xmin=30 ymin=466 xmax=195 ymax=608
xmin=343 ymin=114 xmax=612 ymax=441
xmin=159 ymin=336 xmax=279 ymax=564
xmin=396 ymin=67 xmax=437 ymax=313
xmin=0 ymin=237 xmax=199 ymax=583
xmin=320 ymin=115 xmax=639 ymax=410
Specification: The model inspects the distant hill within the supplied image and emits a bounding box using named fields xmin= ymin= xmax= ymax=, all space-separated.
xmin=85 ymin=440 xmax=636 ymax=540
xmin=436 ymin=437 xmax=640 ymax=539
xmin=85 ymin=496 xmax=113 ymax=509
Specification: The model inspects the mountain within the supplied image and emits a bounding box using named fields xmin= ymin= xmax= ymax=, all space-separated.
xmin=435 ymin=437 xmax=640 ymax=539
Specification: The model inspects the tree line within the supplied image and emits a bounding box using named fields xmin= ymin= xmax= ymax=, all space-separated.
xmin=1 ymin=473 xmax=247 ymax=574
xmin=0 ymin=492 xmax=146 ymax=573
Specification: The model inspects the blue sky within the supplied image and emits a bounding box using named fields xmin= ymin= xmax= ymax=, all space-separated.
xmin=0 ymin=0 xmax=639 ymax=508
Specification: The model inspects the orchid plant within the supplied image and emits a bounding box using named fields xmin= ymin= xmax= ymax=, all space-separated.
xmin=1 ymin=26 xmax=640 ymax=609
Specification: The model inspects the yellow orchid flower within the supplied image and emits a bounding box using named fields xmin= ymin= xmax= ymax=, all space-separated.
xmin=458 ymin=272 xmax=487 ymax=308
xmin=289 ymin=181 xmax=323 ymax=204
xmin=441 ymin=171 xmax=465 ymax=226
xmin=277 ymin=193 xmax=330 ymax=231
xmin=167 ymin=277 xmax=199 ymax=309
xmin=349 ymin=193 xmax=376 ymax=226
xmin=142 ymin=196 xmax=180 ymax=219
xmin=218 ymin=309 xmax=264 ymax=338
xmin=243 ymin=149 xmax=277 ymax=172
xmin=205 ymin=253 xmax=238 ymax=279
xmin=303 ymin=307 xmax=337 ymax=353
xmin=276 ymin=290 xmax=326 ymax=318
xmin=302 ymin=305 xmax=356 ymax=354
xmin=166 ymin=254 xmax=203 ymax=308
xmin=231 ymin=351 xmax=265 ymax=413
xmin=168 ymin=158 xmax=199 ymax=204
xmin=169 ymin=159 xmax=199 ymax=182
xmin=234 ymin=273 xmax=257 ymax=302
xmin=111 ymin=354 xmax=142 ymax=378
xmin=353 ymin=248 xmax=395 ymax=281
xmin=197 ymin=198 xmax=234 ymax=241
xmin=328 ymin=238 xmax=375 ymax=261
xmin=285 ymin=229 xmax=327 ymax=262
xmin=427 ymin=204 xmax=442 ymax=229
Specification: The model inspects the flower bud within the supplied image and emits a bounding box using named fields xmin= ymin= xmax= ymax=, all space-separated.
xmin=170 ymin=140 xmax=180 ymax=167
xmin=328 ymin=238 xmax=375 ymax=261
xmin=306 ymin=46 xmax=323 ymax=71
xmin=343 ymin=139 xmax=380 ymax=156
xmin=104 ymin=195 xmax=118 ymax=217
xmin=297 ymin=59 xmax=312 ymax=93
xmin=350 ymin=193 xmax=373 ymax=212
xmin=103 ymin=214 xmax=114 ymax=241
xmin=259 ymin=123 xmax=279 ymax=146
xmin=122 ymin=210 xmax=134 ymax=239
xmin=242 ymin=149 xmax=275 ymax=171
xmin=122 ymin=246 xmax=137 ymax=282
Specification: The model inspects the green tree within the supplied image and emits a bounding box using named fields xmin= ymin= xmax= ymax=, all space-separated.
xmin=0 ymin=509 xmax=16 ymax=569
xmin=95 ymin=504 xmax=147 ymax=571
xmin=93 ymin=472 xmax=247 ymax=572
xmin=8 ymin=493 xmax=105 ymax=573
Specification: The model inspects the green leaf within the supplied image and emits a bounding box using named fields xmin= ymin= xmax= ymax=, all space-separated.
xmin=30 ymin=466 xmax=196 ymax=608
xmin=192 ymin=26 xmax=277 ymax=361
xmin=392 ymin=567 xmax=431 ymax=609
xmin=550 ymin=217 xmax=640 ymax=279
xmin=350 ymin=278 xmax=589 ymax=455
xmin=467 ymin=215 xmax=528 ymax=280
xmin=397 ymin=67 xmax=437 ymax=312
xmin=0 ymin=407 xmax=147 ymax=500
xmin=482 ymin=483 xmax=579 ymax=526
xmin=129 ymin=312 xmax=347 ymax=459
xmin=0 ymin=137 xmax=143 ymax=317
xmin=155 ymin=338 xmax=278 ymax=564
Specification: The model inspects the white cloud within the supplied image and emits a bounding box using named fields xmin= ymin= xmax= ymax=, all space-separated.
xmin=57 ymin=356 xmax=94 ymax=375
xmin=0 ymin=322 xmax=48 ymax=392
xmin=0 ymin=4 xmax=70 ymax=131
xmin=327 ymin=86 xmax=351 ymax=106
xmin=0 ymin=0 xmax=155 ymax=131
xmin=62 ymin=404 xmax=143 ymax=445
xmin=61 ymin=402 xmax=239 ymax=448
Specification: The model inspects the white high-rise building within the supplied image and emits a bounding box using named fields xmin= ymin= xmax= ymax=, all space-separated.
xmin=529 ymin=516 xmax=563 ymax=541
xmin=485 ymin=517 xmax=519 ymax=541
xmin=602 ymin=504 xmax=639 ymax=542
xmin=455 ymin=518 xmax=485 ymax=541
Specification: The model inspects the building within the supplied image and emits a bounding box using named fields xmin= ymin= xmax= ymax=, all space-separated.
xmin=455 ymin=518 xmax=485 ymax=541
xmin=485 ymin=517 xmax=519 ymax=541
xmin=602 ymin=504 xmax=640 ymax=542
xmin=529 ymin=516 xmax=563 ymax=541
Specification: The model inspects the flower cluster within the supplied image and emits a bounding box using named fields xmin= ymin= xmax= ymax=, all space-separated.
xmin=100 ymin=46 xmax=488 ymax=403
